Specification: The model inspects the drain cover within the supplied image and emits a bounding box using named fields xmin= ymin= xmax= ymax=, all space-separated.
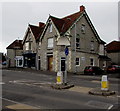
xmin=86 ymin=100 xmax=113 ymax=109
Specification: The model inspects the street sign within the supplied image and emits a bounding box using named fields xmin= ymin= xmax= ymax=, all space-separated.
xmin=65 ymin=47 xmax=69 ymax=56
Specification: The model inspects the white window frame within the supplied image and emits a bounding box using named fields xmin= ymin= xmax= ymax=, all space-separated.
xmin=49 ymin=24 xmax=52 ymax=32
xmin=76 ymin=58 xmax=80 ymax=66
xmin=47 ymin=38 xmax=53 ymax=48
xmin=25 ymin=42 xmax=29 ymax=50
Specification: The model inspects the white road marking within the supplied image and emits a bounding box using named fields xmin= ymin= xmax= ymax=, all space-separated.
xmin=108 ymin=105 xmax=113 ymax=110
xmin=0 ymin=97 xmax=41 ymax=109
xmin=0 ymin=82 xmax=5 ymax=84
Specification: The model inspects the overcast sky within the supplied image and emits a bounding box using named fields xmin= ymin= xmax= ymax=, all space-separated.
xmin=0 ymin=1 xmax=119 ymax=53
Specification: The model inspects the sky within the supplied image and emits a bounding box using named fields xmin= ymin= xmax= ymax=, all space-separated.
xmin=0 ymin=1 xmax=119 ymax=53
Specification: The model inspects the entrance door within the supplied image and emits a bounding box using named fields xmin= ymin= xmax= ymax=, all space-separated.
xmin=61 ymin=57 xmax=66 ymax=71
xmin=48 ymin=56 xmax=53 ymax=71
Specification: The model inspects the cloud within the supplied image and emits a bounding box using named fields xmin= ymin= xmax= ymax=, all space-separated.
xmin=1 ymin=2 xmax=118 ymax=53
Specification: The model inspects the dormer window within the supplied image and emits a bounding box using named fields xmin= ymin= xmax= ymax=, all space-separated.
xmin=81 ymin=24 xmax=85 ymax=34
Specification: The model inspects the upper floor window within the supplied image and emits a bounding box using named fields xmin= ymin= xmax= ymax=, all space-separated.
xmin=49 ymin=24 xmax=52 ymax=32
xmin=76 ymin=38 xmax=80 ymax=49
xmin=47 ymin=38 xmax=53 ymax=48
xmin=76 ymin=58 xmax=80 ymax=66
xmin=81 ymin=24 xmax=85 ymax=34
xmin=25 ymin=42 xmax=29 ymax=50
xmin=90 ymin=41 xmax=94 ymax=51
xmin=25 ymin=42 xmax=32 ymax=50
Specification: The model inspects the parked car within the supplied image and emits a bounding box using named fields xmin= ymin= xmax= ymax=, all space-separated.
xmin=84 ymin=66 xmax=104 ymax=75
xmin=107 ymin=65 xmax=120 ymax=73
xmin=2 ymin=61 xmax=7 ymax=65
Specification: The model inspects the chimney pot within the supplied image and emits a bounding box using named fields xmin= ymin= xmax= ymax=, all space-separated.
xmin=80 ymin=5 xmax=85 ymax=12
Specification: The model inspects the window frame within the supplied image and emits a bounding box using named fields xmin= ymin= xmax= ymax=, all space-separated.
xmin=47 ymin=38 xmax=54 ymax=49
xmin=49 ymin=24 xmax=53 ymax=33
xmin=76 ymin=58 xmax=80 ymax=66
xmin=76 ymin=38 xmax=80 ymax=49
xmin=90 ymin=58 xmax=94 ymax=66
xmin=90 ymin=41 xmax=94 ymax=51
xmin=81 ymin=24 xmax=85 ymax=34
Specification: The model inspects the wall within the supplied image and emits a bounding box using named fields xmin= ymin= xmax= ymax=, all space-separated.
xmin=7 ymin=49 xmax=23 ymax=67
xmin=107 ymin=52 xmax=120 ymax=65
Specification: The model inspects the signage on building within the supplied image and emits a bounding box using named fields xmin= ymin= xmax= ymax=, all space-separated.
xmin=65 ymin=47 xmax=69 ymax=56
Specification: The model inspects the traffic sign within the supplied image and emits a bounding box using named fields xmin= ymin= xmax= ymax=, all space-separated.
xmin=65 ymin=47 xmax=69 ymax=56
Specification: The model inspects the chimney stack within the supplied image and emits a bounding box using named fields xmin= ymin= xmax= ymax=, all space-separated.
xmin=80 ymin=5 xmax=85 ymax=12
xmin=39 ymin=22 xmax=45 ymax=27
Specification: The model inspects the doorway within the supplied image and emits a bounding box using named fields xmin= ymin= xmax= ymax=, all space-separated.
xmin=61 ymin=57 xmax=66 ymax=71
xmin=48 ymin=56 xmax=53 ymax=71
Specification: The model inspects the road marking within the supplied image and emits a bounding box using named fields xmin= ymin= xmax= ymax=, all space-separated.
xmin=0 ymin=97 xmax=40 ymax=109
xmin=0 ymin=82 xmax=5 ymax=84
xmin=108 ymin=105 xmax=113 ymax=110
xmin=86 ymin=100 xmax=113 ymax=109
xmin=6 ymin=103 xmax=39 ymax=109
xmin=91 ymin=80 xmax=100 ymax=83
xmin=68 ymin=86 xmax=93 ymax=94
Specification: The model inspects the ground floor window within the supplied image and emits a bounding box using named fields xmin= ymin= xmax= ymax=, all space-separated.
xmin=76 ymin=58 xmax=80 ymax=66
xmin=103 ymin=61 xmax=106 ymax=67
xmin=90 ymin=58 xmax=94 ymax=66
xmin=16 ymin=56 xmax=23 ymax=67
xmin=23 ymin=53 xmax=36 ymax=68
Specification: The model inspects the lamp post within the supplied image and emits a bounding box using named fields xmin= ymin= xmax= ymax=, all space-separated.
xmin=57 ymin=36 xmax=70 ymax=85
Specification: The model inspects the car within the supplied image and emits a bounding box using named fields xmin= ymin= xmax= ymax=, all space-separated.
xmin=84 ymin=66 xmax=104 ymax=75
xmin=107 ymin=65 xmax=120 ymax=73
xmin=2 ymin=61 xmax=7 ymax=65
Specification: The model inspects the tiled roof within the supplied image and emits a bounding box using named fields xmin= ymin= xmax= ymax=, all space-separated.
xmin=106 ymin=41 xmax=120 ymax=52
xmin=29 ymin=23 xmax=45 ymax=40
xmin=50 ymin=11 xmax=83 ymax=35
xmin=6 ymin=40 xmax=23 ymax=49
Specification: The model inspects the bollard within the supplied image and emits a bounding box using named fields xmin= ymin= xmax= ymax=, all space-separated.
xmin=101 ymin=75 xmax=109 ymax=91
xmin=56 ymin=71 xmax=63 ymax=85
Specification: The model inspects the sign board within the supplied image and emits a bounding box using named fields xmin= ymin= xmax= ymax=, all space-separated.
xmin=65 ymin=47 xmax=69 ymax=56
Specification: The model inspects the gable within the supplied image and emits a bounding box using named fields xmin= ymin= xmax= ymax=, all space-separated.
xmin=23 ymin=23 xmax=45 ymax=44
xmin=106 ymin=41 xmax=120 ymax=52
xmin=6 ymin=40 xmax=23 ymax=49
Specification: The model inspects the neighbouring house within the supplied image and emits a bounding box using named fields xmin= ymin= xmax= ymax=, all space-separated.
xmin=38 ymin=5 xmax=108 ymax=73
xmin=106 ymin=41 xmax=120 ymax=65
xmin=22 ymin=22 xmax=45 ymax=69
xmin=6 ymin=40 xmax=23 ymax=67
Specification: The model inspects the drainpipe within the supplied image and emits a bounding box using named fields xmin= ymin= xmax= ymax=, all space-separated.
xmin=74 ymin=23 xmax=77 ymax=74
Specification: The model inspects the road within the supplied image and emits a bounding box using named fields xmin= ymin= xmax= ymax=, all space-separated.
xmin=1 ymin=69 xmax=120 ymax=110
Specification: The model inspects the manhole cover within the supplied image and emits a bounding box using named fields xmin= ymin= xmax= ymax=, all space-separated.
xmin=86 ymin=100 xmax=113 ymax=109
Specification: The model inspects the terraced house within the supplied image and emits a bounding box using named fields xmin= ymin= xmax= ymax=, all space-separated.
xmin=38 ymin=6 xmax=108 ymax=73
xmin=22 ymin=22 xmax=45 ymax=69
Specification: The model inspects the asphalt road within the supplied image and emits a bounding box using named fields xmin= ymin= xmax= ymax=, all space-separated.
xmin=1 ymin=69 xmax=120 ymax=110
